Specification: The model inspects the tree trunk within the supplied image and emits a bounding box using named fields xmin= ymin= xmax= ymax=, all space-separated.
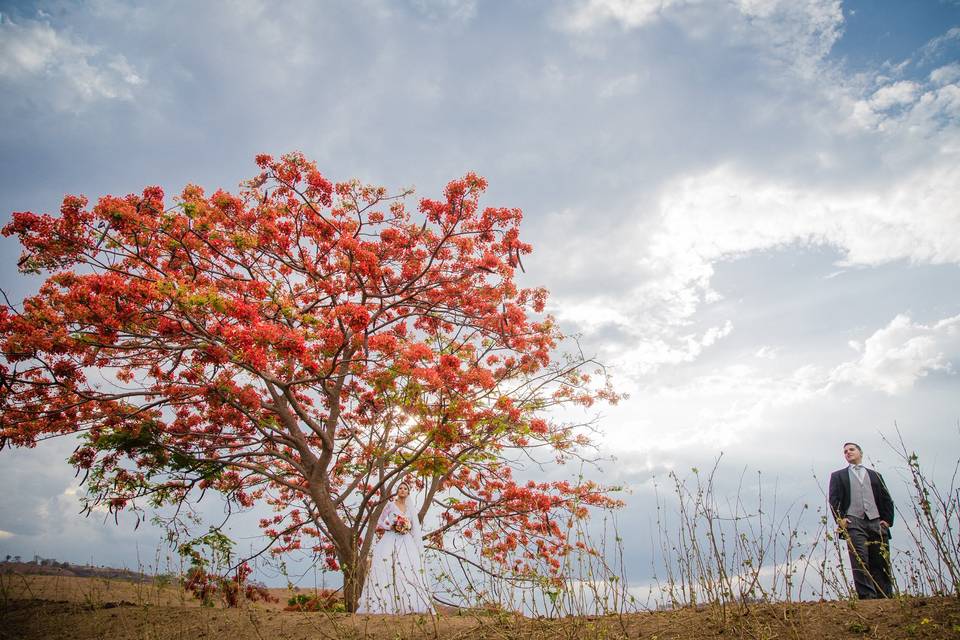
xmin=341 ymin=549 xmax=367 ymax=613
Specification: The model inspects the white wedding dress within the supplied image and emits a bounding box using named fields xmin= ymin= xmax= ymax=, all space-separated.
xmin=356 ymin=501 xmax=433 ymax=614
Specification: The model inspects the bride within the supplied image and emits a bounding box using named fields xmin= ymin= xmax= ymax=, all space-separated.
xmin=357 ymin=479 xmax=433 ymax=614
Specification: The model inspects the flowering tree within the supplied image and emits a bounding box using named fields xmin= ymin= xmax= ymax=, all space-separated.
xmin=0 ymin=153 xmax=620 ymax=610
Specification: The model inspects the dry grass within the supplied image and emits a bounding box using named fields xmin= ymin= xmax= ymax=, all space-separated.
xmin=2 ymin=573 xmax=959 ymax=639
xmin=0 ymin=573 xmax=193 ymax=609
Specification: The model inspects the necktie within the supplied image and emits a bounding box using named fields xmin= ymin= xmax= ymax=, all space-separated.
xmin=854 ymin=465 xmax=864 ymax=482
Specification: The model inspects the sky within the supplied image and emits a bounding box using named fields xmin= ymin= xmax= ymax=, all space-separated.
xmin=0 ymin=0 xmax=958 ymax=598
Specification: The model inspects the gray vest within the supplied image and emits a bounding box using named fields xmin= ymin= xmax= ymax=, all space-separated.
xmin=848 ymin=466 xmax=880 ymax=519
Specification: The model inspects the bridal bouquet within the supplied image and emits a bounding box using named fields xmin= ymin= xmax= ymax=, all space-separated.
xmin=391 ymin=514 xmax=412 ymax=534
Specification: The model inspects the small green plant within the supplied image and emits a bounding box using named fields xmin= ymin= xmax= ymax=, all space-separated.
xmin=284 ymin=589 xmax=345 ymax=612
xmin=847 ymin=620 xmax=870 ymax=633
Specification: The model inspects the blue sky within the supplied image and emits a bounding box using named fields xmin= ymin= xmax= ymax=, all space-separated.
xmin=1 ymin=0 xmax=958 ymax=594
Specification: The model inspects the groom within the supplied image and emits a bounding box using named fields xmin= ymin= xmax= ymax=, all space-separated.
xmin=828 ymin=442 xmax=895 ymax=599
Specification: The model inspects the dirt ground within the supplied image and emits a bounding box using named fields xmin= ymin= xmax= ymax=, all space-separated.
xmin=1 ymin=573 xmax=958 ymax=639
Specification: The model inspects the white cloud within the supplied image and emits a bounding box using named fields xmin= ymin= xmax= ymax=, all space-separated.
xmin=930 ymin=63 xmax=960 ymax=87
xmin=0 ymin=529 xmax=14 ymax=540
xmin=598 ymin=312 xmax=960 ymax=454
xmin=547 ymin=95 xmax=959 ymax=385
xmin=918 ymin=26 xmax=960 ymax=65
xmin=559 ymin=0 xmax=683 ymax=32
xmin=851 ymin=70 xmax=960 ymax=134
xmin=611 ymin=320 xmax=734 ymax=377
xmin=734 ymin=0 xmax=844 ymax=72
xmin=658 ymin=160 xmax=960 ymax=269
xmin=572 ymin=152 xmax=951 ymax=375
xmin=599 ymin=359 xmax=829 ymax=452
xmin=557 ymin=0 xmax=843 ymax=75
xmin=609 ymin=57 xmax=960 ymax=351
xmin=869 ymin=80 xmax=920 ymax=110
xmin=0 ymin=13 xmax=143 ymax=110
xmin=755 ymin=346 xmax=780 ymax=359
xmin=555 ymin=299 xmax=632 ymax=332
xmin=905 ymin=84 xmax=960 ymax=132
xmin=831 ymin=314 xmax=960 ymax=394
xmin=545 ymin=127 xmax=959 ymax=378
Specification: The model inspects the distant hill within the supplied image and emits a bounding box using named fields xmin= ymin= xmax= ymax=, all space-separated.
xmin=1 ymin=560 xmax=155 ymax=582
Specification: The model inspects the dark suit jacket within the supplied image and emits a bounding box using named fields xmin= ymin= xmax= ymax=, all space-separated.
xmin=828 ymin=466 xmax=895 ymax=532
